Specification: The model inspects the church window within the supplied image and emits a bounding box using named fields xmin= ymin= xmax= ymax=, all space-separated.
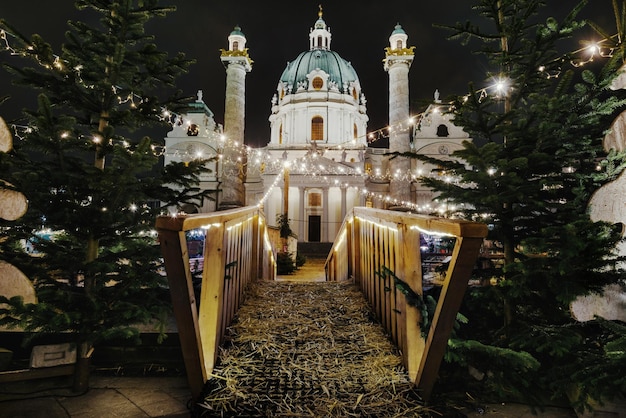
xmin=187 ymin=123 xmax=199 ymax=136
xmin=396 ymin=39 xmax=402 ymax=49
xmin=436 ymin=124 xmax=449 ymax=137
xmin=353 ymin=123 xmax=358 ymax=139
xmin=352 ymin=88 xmax=358 ymax=100
xmin=312 ymin=77 xmax=323 ymax=90
xmin=308 ymin=192 xmax=322 ymax=207
xmin=311 ymin=116 xmax=324 ymax=141
xmin=232 ymin=40 xmax=239 ymax=51
xmin=280 ymin=88 xmax=285 ymax=100
xmin=317 ymin=35 xmax=322 ymax=48
xmin=279 ymin=124 xmax=283 ymax=145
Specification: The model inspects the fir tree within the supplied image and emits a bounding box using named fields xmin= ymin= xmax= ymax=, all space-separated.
xmin=403 ymin=0 xmax=626 ymax=409
xmin=0 ymin=0 xmax=212 ymax=391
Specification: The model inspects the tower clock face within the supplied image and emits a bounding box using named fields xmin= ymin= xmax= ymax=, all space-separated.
xmin=438 ymin=145 xmax=449 ymax=155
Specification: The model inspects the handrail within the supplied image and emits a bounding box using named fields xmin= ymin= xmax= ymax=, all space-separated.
xmin=325 ymin=206 xmax=487 ymax=402
xmin=156 ymin=206 xmax=276 ymax=400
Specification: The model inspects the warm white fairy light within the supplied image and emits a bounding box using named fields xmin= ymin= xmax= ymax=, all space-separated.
xmin=1 ymin=25 xmax=618 ymax=214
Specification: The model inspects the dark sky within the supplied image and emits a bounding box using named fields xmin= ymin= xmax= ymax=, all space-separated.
xmin=0 ymin=1 xmax=616 ymax=147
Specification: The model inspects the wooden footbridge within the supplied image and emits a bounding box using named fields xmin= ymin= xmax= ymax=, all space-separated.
xmin=156 ymin=206 xmax=487 ymax=414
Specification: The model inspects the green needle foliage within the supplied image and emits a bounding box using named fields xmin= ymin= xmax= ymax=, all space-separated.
xmin=0 ymin=0 xmax=213 ymax=389
xmin=401 ymin=0 xmax=626 ymax=410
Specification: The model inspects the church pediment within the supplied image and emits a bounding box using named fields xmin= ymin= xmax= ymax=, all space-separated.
xmin=262 ymin=153 xmax=361 ymax=176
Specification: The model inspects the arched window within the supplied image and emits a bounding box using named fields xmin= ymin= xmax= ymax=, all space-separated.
xmin=279 ymin=124 xmax=283 ymax=145
xmin=232 ymin=41 xmax=239 ymax=51
xmin=396 ymin=40 xmax=402 ymax=49
xmin=317 ymin=35 xmax=323 ymax=48
xmin=311 ymin=116 xmax=324 ymax=141
xmin=352 ymin=88 xmax=358 ymax=100
xmin=353 ymin=123 xmax=358 ymax=139
xmin=436 ymin=124 xmax=449 ymax=137
xmin=312 ymin=77 xmax=323 ymax=90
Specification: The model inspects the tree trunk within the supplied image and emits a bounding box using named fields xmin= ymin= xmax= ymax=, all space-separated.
xmin=72 ymin=342 xmax=93 ymax=393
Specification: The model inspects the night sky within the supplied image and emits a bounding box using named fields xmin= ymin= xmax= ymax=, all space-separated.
xmin=0 ymin=1 xmax=616 ymax=147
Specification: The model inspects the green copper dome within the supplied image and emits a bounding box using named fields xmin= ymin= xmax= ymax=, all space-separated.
xmin=230 ymin=25 xmax=244 ymax=36
xmin=392 ymin=23 xmax=405 ymax=35
xmin=280 ymin=49 xmax=359 ymax=90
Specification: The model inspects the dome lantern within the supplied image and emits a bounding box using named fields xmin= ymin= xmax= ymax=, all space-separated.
xmin=309 ymin=5 xmax=331 ymax=50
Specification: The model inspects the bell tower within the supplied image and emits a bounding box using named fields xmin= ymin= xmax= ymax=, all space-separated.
xmin=219 ymin=26 xmax=253 ymax=209
xmin=383 ymin=24 xmax=414 ymax=208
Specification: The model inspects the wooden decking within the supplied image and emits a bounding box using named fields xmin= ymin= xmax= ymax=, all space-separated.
xmin=196 ymin=280 xmax=428 ymax=417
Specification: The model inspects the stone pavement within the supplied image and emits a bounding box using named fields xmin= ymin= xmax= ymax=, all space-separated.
xmin=465 ymin=403 xmax=577 ymax=417
xmin=0 ymin=374 xmax=580 ymax=418
xmin=0 ymin=375 xmax=191 ymax=418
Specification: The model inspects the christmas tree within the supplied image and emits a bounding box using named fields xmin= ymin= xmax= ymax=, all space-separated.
xmin=405 ymin=0 xmax=626 ymax=409
xmin=0 ymin=0 xmax=213 ymax=391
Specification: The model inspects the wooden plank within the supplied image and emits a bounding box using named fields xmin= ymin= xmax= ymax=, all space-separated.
xmin=181 ymin=207 xmax=257 ymax=231
xmin=157 ymin=229 xmax=205 ymax=400
xmin=396 ymin=224 xmax=424 ymax=382
xmin=198 ymin=224 xmax=226 ymax=379
xmin=0 ymin=365 xmax=75 ymax=383
xmin=352 ymin=207 xmax=487 ymax=239
xmin=383 ymin=226 xmax=392 ymax=334
xmin=352 ymin=216 xmax=361 ymax=287
xmin=415 ymin=236 xmax=485 ymax=401
xmin=389 ymin=228 xmax=398 ymax=345
xmin=250 ymin=214 xmax=260 ymax=281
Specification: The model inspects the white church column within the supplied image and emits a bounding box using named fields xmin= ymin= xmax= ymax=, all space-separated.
xmin=384 ymin=24 xmax=414 ymax=209
xmin=299 ymin=187 xmax=305 ymax=239
xmin=322 ymin=187 xmax=329 ymax=242
xmin=340 ymin=186 xmax=347 ymax=221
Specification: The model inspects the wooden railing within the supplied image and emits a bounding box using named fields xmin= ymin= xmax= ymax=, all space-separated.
xmin=156 ymin=206 xmax=276 ymax=400
xmin=326 ymin=207 xmax=487 ymax=402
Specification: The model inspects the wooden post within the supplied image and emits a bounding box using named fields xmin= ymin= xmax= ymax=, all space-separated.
xmin=157 ymin=226 xmax=205 ymax=400
xmin=395 ymin=224 xmax=424 ymax=382
xmin=353 ymin=214 xmax=362 ymax=289
xmin=198 ymin=224 xmax=226 ymax=375
xmin=250 ymin=213 xmax=260 ymax=280
xmin=415 ymin=236 xmax=484 ymax=401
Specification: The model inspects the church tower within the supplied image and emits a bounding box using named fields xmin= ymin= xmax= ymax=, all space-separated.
xmin=219 ymin=26 xmax=253 ymax=209
xmin=383 ymin=24 xmax=414 ymax=208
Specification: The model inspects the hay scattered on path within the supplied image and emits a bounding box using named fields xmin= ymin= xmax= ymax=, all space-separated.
xmin=197 ymin=281 xmax=428 ymax=417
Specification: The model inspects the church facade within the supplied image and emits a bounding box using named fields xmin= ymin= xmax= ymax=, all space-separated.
xmin=164 ymin=8 xmax=469 ymax=243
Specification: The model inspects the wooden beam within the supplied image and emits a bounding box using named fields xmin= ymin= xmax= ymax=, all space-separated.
xmin=415 ymin=236 xmax=485 ymax=401
xmin=156 ymin=229 xmax=205 ymax=400
xmin=0 ymin=365 xmax=75 ymax=383
xmin=198 ymin=224 xmax=226 ymax=375
xmin=396 ymin=224 xmax=424 ymax=382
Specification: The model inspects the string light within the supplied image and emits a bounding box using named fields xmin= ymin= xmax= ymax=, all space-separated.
xmin=1 ymin=24 xmax=618 ymax=216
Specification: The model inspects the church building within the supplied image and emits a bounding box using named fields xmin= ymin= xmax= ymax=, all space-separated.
xmin=164 ymin=7 xmax=469 ymax=244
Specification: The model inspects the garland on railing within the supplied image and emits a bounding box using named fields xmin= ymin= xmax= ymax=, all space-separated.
xmin=378 ymin=266 xmax=430 ymax=338
xmin=378 ymin=265 xmax=468 ymax=339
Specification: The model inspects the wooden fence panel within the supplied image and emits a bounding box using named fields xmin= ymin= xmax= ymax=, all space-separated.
xmin=325 ymin=207 xmax=487 ymax=402
xmin=156 ymin=207 xmax=275 ymax=401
